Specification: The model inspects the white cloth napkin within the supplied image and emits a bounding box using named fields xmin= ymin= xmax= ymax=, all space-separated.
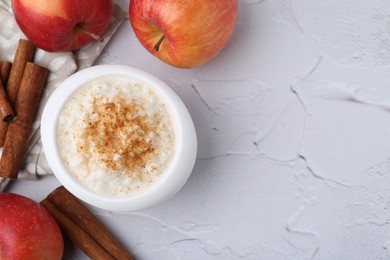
xmin=0 ymin=0 xmax=127 ymax=191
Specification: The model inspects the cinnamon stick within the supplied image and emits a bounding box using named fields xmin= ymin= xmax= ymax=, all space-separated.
xmin=0 ymin=61 xmax=12 ymax=86
xmin=0 ymin=61 xmax=13 ymax=146
xmin=43 ymin=186 xmax=134 ymax=260
xmin=0 ymin=114 xmax=8 ymax=146
xmin=5 ymin=39 xmax=36 ymax=106
xmin=0 ymin=39 xmax=35 ymax=146
xmin=41 ymin=199 xmax=116 ymax=260
xmin=0 ymin=62 xmax=49 ymax=179
xmin=0 ymin=80 xmax=14 ymax=122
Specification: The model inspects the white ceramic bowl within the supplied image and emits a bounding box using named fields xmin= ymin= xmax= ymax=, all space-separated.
xmin=41 ymin=65 xmax=197 ymax=211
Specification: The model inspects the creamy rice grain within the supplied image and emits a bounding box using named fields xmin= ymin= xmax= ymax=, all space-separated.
xmin=57 ymin=77 xmax=176 ymax=196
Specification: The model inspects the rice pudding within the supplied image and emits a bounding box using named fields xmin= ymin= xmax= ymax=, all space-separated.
xmin=57 ymin=76 xmax=176 ymax=197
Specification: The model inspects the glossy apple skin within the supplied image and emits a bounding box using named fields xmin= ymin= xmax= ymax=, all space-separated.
xmin=0 ymin=193 xmax=64 ymax=260
xmin=130 ymin=0 xmax=238 ymax=68
xmin=12 ymin=0 xmax=113 ymax=52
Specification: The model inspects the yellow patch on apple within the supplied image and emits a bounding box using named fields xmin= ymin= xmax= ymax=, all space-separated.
xmin=18 ymin=0 xmax=69 ymax=19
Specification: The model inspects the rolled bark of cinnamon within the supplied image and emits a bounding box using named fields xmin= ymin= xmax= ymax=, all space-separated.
xmin=0 ymin=62 xmax=49 ymax=179
xmin=0 ymin=61 xmax=12 ymax=86
xmin=42 ymin=186 xmax=134 ymax=260
xmin=5 ymin=39 xmax=36 ymax=106
xmin=41 ymin=199 xmax=116 ymax=260
xmin=0 ymin=39 xmax=35 ymax=147
xmin=0 ymin=81 xmax=14 ymax=122
xmin=0 ymin=61 xmax=13 ymax=146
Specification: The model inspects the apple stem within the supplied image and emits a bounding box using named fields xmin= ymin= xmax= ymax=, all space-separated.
xmin=76 ymin=24 xmax=104 ymax=43
xmin=153 ymin=34 xmax=165 ymax=52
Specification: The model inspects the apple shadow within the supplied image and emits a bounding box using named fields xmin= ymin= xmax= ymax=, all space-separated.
xmin=62 ymin=236 xmax=84 ymax=259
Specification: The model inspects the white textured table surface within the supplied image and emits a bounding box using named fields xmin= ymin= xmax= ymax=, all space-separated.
xmin=6 ymin=0 xmax=390 ymax=259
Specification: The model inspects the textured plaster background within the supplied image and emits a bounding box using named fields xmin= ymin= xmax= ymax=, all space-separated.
xmin=7 ymin=0 xmax=390 ymax=259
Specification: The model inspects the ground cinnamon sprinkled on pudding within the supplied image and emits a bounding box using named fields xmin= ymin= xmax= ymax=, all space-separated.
xmin=81 ymin=96 xmax=156 ymax=176
xmin=57 ymin=77 xmax=176 ymax=196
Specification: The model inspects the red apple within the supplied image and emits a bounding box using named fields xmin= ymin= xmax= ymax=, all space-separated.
xmin=0 ymin=193 xmax=64 ymax=260
xmin=11 ymin=0 xmax=113 ymax=52
xmin=129 ymin=0 xmax=238 ymax=68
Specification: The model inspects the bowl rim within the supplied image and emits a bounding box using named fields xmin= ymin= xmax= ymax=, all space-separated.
xmin=41 ymin=65 xmax=197 ymax=211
